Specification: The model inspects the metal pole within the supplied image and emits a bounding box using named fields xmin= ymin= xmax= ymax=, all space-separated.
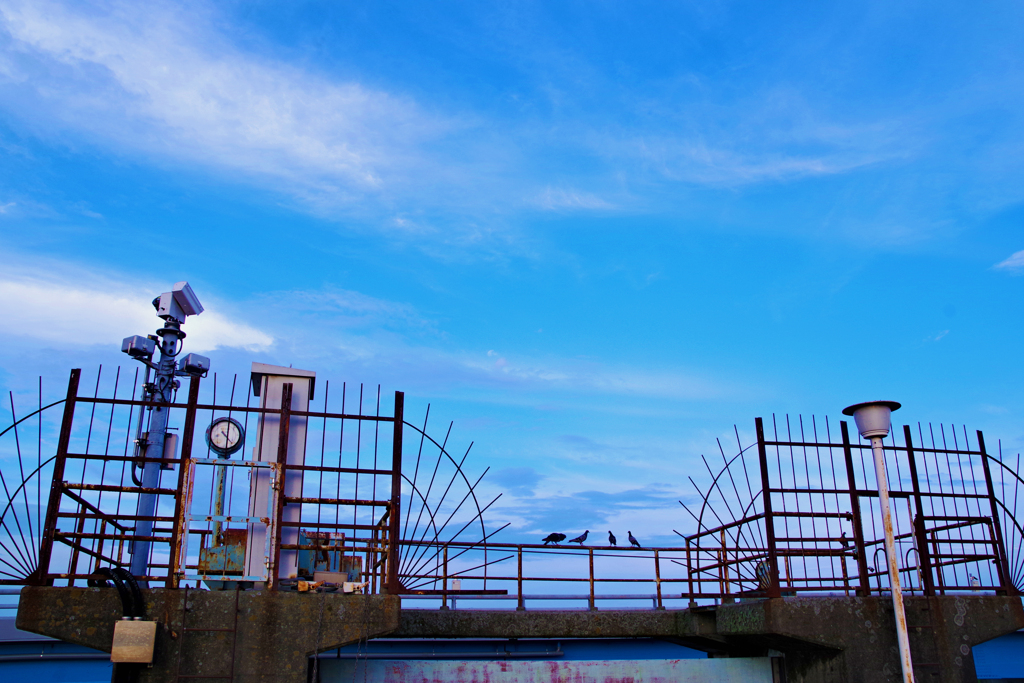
xmin=516 ymin=545 xmax=525 ymax=611
xmin=871 ymin=435 xmax=915 ymax=683
xmin=131 ymin=319 xmax=183 ymax=580
xmin=387 ymin=391 xmax=404 ymax=594
xmin=755 ymin=417 xmax=782 ymax=598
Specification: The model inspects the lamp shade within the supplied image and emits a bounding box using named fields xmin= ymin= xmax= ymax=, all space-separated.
xmin=842 ymin=400 xmax=902 ymax=439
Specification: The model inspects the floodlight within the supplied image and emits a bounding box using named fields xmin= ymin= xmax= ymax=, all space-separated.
xmin=171 ymin=282 xmax=203 ymax=317
xmin=178 ymin=353 xmax=210 ymax=377
xmin=121 ymin=335 xmax=156 ymax=359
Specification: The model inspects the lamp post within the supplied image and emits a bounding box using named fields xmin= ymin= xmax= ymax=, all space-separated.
xmin=843 ymin=400 xmax=914 ymax=683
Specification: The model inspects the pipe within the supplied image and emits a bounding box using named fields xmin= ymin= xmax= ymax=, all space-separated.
xmin=870 ymin=435 xmax=915 ymax=683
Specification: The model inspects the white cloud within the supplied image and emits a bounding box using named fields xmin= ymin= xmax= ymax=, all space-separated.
xmin=0 ymin=270 xmax=273 ymax=353
xmin=993 ymin=250 xmax=1024 ymax=273
xmin=0 ymin=0 xmax=441 ymax=201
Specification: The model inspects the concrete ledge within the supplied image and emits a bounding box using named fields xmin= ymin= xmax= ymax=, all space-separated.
xmin=17 ymin=587 xmax=400 ymax=683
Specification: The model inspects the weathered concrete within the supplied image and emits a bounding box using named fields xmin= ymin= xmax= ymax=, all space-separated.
xmin=16 ymin=587 xmax=400 ymax=683
xmin=393 ymin=596 xmax=1024 ymax=683
xmin=16 ymin=590 xmax=1023 ymax=682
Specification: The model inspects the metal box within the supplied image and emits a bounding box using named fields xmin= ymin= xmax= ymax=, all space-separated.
xmin=111 ymin=620 xmax=157 ymax=664
xmin=121 ymin=335 xmax=155 ymax=359
xmin=178 ymin=353 xmax=210 ymax=376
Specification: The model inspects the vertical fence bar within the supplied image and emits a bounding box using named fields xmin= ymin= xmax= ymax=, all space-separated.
xmin=268 ymin=383 xmax=292 ymax=591
xmin=387 ymin=391 xmax=404 ymax=594
xmin=517 ymin=545 xmax=525 ymax=611
xmin=67 ymin=510 xmax=87 ymax=585
xmin=35 ymin=368 xmax=81 ymax=585
xmin=755 ymin=417 xmax=782 ymax=598
xmin=841 ymin=421 xmax=872 ymax=596
xmin=654 ymin=549 xmax=664 ymax=609
xmin=903 ymin=425 xmax=935 ymax=596
xmin=686 ymin=538 xmax=696 ymax=607
xmin=441 ymin=544 xmax=448 ymax=610
xmin=169 ymin=375 xmax=201 ymax=588
xmin=588 ymin=548 xmax=596 ymax=610
xmin=978 ymin=431 xmax=1014 ymax=596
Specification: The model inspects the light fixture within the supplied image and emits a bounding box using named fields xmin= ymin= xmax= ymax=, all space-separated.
xmin=843 ymin=400 xmax=913 ymax=683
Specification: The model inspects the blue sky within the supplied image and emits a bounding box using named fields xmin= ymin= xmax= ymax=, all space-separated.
xmin=1 ymin=0 xmax=1024 ymax=545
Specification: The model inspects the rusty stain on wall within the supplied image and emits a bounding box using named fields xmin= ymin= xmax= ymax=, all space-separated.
xmin=320 ymin=657 xmax=773 ymax=683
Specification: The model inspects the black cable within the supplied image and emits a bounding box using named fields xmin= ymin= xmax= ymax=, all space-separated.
xmin=112 ymin=567 xmax=145 ymax=618
xmin=94 ymin=567 xmax=134 ymax=618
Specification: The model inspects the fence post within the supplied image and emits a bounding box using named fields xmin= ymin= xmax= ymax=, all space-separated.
xmin=654 ymin=549 xmax=664 ymax=609
xmin=978 ymin=431 xmax=1015 ymax=596
xmin=35 ymin=368 xmax=81 ymax=586
xmin=903 ymin=425 xmax=936 ymax=596
xmin=755 ymin=417 xmax=782 ymax=598
xmin=387 ymin=391 xmax=404 ymax=594
xmin=168 ymin=375 xmax=201 ymax=588
xmin=517 ymin=545 xmax=525 ymax=611
xmin=841 ymin=420 xmax=872 ymax=597
xmin=267 ymin=383 xmax=292 ymax=591
xmin=441 ymin=544 xmax=449 ymax=610
xmin=588 ymin=548 xmax=596 ymax=611
xmin=686 ymin=538 xmax=696 ymax=608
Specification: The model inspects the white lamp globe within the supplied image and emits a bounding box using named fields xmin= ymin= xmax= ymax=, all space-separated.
xmin=842 ymin=400 xmax=902 ymax=439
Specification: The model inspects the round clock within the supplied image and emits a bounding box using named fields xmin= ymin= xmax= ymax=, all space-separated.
xmin=205 ymin=416 xmax=245 ymax=457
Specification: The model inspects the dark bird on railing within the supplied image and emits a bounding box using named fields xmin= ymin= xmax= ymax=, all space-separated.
xmin=970 ymin=575 xmax=981 ymax=591
xmin=569 ymin=530 xmax=589 ymax=545
xmin=840 ymin=532 xmax=851 ymax=549
xmin=628 ymin=531 xmax=640 ymax=548
xmin=542 ymin=533 xmax=566 ymax=545
xmin=608 ymin=530 xmax=617 ymax=546
xmin=755 ymin=560 xmax=772 ymax=591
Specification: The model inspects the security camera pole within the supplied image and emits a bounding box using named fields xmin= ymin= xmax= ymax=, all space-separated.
xmin=843 ymin=400 xmax=914 ymax=683
xmin=121 ymin=282 xmax=209 ymax=582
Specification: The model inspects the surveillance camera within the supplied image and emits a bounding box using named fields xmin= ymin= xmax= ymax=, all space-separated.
xmin=154 ymin=282 xmax=204 ymax=322
xmin=172 ymin=282 xmax=203 ymax=317
xmin=121 ymin=335 xmax=156 ymax=359
xmin=178 ymin=353 xmax=210 ymax=377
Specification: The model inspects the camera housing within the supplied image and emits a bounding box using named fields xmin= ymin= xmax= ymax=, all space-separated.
xmin=178 ymin=353 xmax=211 ymax=377
xmin=154 ymin=281 xmax=204 ymax=322
xmin=121 ymin=335 xmax=156 ymax=359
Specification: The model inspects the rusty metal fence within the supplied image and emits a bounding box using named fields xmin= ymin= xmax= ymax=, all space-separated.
xmin=680 ymin=415 xmax=1018 ymax=601
xmin=2 ymin=369 xmax=1022 ymax=609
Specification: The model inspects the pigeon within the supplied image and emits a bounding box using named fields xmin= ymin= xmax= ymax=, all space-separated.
xmin=628 ymin=531 xmax=641 ymax=548
xmin=970 ymin=575 xmax=981 ymax=591
xmin=568 ymin=530 xmax=589 ymax=545
xmin=542 ymin=533 xmax=566 ymax=545
xmin=840 ymin=532 xmax=851 ymax=549
xmin=755 ymin=560 xmax=772 ymax=591
xmin=608 ymin=530 xmax=617 ymax=546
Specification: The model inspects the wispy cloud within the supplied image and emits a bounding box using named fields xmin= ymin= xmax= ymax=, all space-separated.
xmin=532 ymin=186 xmax=615 ymax=211
xmin=993 ymin=249 xmax=1024 ymax=273
xmin=0 ymin=0 xmax=442 ymax=202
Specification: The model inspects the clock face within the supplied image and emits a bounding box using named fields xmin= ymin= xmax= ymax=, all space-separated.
xmin=206 ymin=417 xmax=244 ymax=456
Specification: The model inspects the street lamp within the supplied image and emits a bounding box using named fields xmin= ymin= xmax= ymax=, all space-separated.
xmin=843 ymin=400 xmax=914 ymax=683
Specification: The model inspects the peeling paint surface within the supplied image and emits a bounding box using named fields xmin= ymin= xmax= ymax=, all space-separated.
xmin=320 ymin=657 xmax=772 ymax=682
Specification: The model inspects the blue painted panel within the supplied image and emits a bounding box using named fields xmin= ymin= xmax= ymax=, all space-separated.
xmin=974 ymin=631 xmax=1024 ymax=679
xmin=0 ymin=660 xmax=111 ymax=682
xmin=320 ymin=657 xmax=773 ymax=683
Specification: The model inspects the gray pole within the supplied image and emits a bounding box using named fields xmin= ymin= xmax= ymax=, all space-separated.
xmin=129 ymin=318 xmax=183 ymax=579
